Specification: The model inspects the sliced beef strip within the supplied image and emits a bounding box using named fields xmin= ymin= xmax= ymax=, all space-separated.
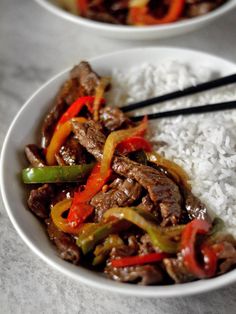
xmin=138 ymin=194 xmax=155 ymax=212
xmin=46 ymin=218 xmax=80 ymax=264
xmin=183 ymin=188 xmax=211 ymax=222
xmin=72 ymin=120 xmax=183 ymax=225
xmin=110 ymin=235 xmax=139 ymax=259
xmin=211 ymin=234 xmax=236 ymax=274
xmin=50 ymin=184 xmax=78 ymax=207
xmin=25 ymin=144 xmax=46 ymax=167
xmin=217 ymin=241 xmax=236 ymax=274
xmin=163 ymin=254 xmax=196 ymax=283
xmin=27 ymin=183 xmax=77 ymax=219
xmin=90 ymin=177 xmax=142 ymax=221
xmin=56 ymin=135 xmax=87 ymax=166
xmin=99 ymin=106 xmax=132 ymax=131
xmin=105 ymin=264 xmax=163 ymax=285
xmin=55 ymin=153 xmax=67 ymax=166
xmin=113 ymin=156 xmax=182 ymax=226
xmin=41 ymin=61 xmax=101 ymax=148
xmin=28 ymin=184 xmax=55 ymax=219
xmin=72 ymin=120 xmax=106 ymax=161
xmin=150 ymin=163 xmax=210 ymax=223
xmin=138 ymin=234 xmax=155 ymax=255
xmin=41 ymin=79 xmax=76 ymax=148
xmin=138 ymin=195 xmax=161 ymax=222
xmin=70 ymin=61 xmax=101 ymax=96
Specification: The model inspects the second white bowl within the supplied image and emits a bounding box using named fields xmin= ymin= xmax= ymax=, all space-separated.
xmin=34 ymin=0 xmax=236 ymax=40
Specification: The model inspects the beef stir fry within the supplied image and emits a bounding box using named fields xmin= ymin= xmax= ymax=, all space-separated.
xmin=22 ymin=61 xmax=236 ymax=285
xmin=57 ymin=0 xmax=228 ymax=25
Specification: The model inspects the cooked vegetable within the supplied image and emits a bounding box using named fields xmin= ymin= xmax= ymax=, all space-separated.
xmin=70 ymin=163 xmax=111 ymax=203
xmin=67 ymin=203 xmax=94 ymax=228
xmin=116 ymin=136 xmax=152 ymax=154
xmin=22 ymin=60 xmax=236 ymax=286
xmin=181 ymin=219 xmax=217 ymax=278
xmin=104 ymin=207 xmax=183 ymax=253
xmin=22 ymin=163 xmax=94 ymax=183
xmin=51 ymin=198 xmax=81 ymax=234
xmin=101 ymin=117 xmax=147 ymax=176
xmin=46 ymin=117 xmax=87 ymax=165
xmin=76 ymin=220 xmax=129 ymax=254
xmin=93 ymin=234 xmax=124 ymax=266
xmin=209 ymin=217 xmax=225 ymax=237
xmin=77 ymin=0 xmax=88 ymax=15
xmin=147 ymin=151 xmax=190 ymax=188
xmin=111 ymin=252 xmax=169 ymax=268
xmin=93 ymin=78 xmax=109 ymax=121
xmin=67 ymin=163 xmax=111 ymax=227
xmin=200 ymin=244 xmax=217 ymax=277
xmin=56 ymin=96 xmax=96 ymax=130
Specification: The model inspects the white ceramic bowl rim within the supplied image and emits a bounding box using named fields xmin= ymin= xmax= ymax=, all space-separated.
xmin=1 ymin=47 xmax=236 ymax=298
xmin=34 ymin=0 xmax=236 ymax=34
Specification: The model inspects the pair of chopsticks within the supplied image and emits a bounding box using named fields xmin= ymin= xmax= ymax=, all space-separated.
xmin=121 ymin=73 xmax=236 ymax=121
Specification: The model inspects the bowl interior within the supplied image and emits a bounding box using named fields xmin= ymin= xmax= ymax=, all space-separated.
xmin=1 ymin=47 xmax=236 ymax=297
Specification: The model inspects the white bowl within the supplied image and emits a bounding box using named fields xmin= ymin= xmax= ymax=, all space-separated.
xmin=1 ymin=47 xmax=236 ymax=297
xmin=34 ymin=0 xmax=236 ymax=40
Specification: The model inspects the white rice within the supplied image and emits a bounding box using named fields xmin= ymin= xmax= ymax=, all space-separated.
xmin=107 ymin=60 xmax=236 ymax=236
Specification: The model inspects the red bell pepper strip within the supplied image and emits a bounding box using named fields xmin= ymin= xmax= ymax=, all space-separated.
xmin=111 ymin=252 xmax=169 ymax=268
xmin=67 ymin=163 xmax=111 ymax=226
xmin=71 ymin=163 xmax=111 ymax=204
xmin=116 ymin=136 xmax=152 ymax=154
xmin=129 ymin=0 xmax=185 ymax=25
xmin=67 ymin=203 xmax=94 ymax=228
xmin=56 ymin=96 xmax=102 ymax=130
xmin=181 ymin=219 xmax=217 ymax=278
xmin=77 ymin=0 xmax=88 ymax=15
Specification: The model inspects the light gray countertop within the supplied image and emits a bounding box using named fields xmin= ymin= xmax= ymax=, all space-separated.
xmin=1 ymin=0 xmax=236 ymax=313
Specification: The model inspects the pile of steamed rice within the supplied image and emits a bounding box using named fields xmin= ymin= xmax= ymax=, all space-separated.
xmin=107 ymin=60 xmax=236 ymax=236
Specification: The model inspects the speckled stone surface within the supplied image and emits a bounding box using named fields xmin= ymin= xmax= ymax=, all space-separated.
xmin=1 ymin=0 xmax=236 ymax=313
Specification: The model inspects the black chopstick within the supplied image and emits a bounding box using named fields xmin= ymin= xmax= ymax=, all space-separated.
xmin=122 ymin=73 xmax=236 ymax=113
xmin=131 ymin=100 xmax=236 ymax=121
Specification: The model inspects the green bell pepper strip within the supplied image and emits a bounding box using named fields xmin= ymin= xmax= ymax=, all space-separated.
xmin=76 ymin=220 xmax=129 ymax=255
xmin=92 ymin=234 xmax=124 ymax=266
xmin=103 ymin=207 xmax=184 ymax=254
xmin=22 ymin=163 xmax=94 ymax=184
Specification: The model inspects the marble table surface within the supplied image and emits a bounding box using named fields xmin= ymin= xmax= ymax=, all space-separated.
xmin=1 ymin=0 xmax=236 ymax=313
